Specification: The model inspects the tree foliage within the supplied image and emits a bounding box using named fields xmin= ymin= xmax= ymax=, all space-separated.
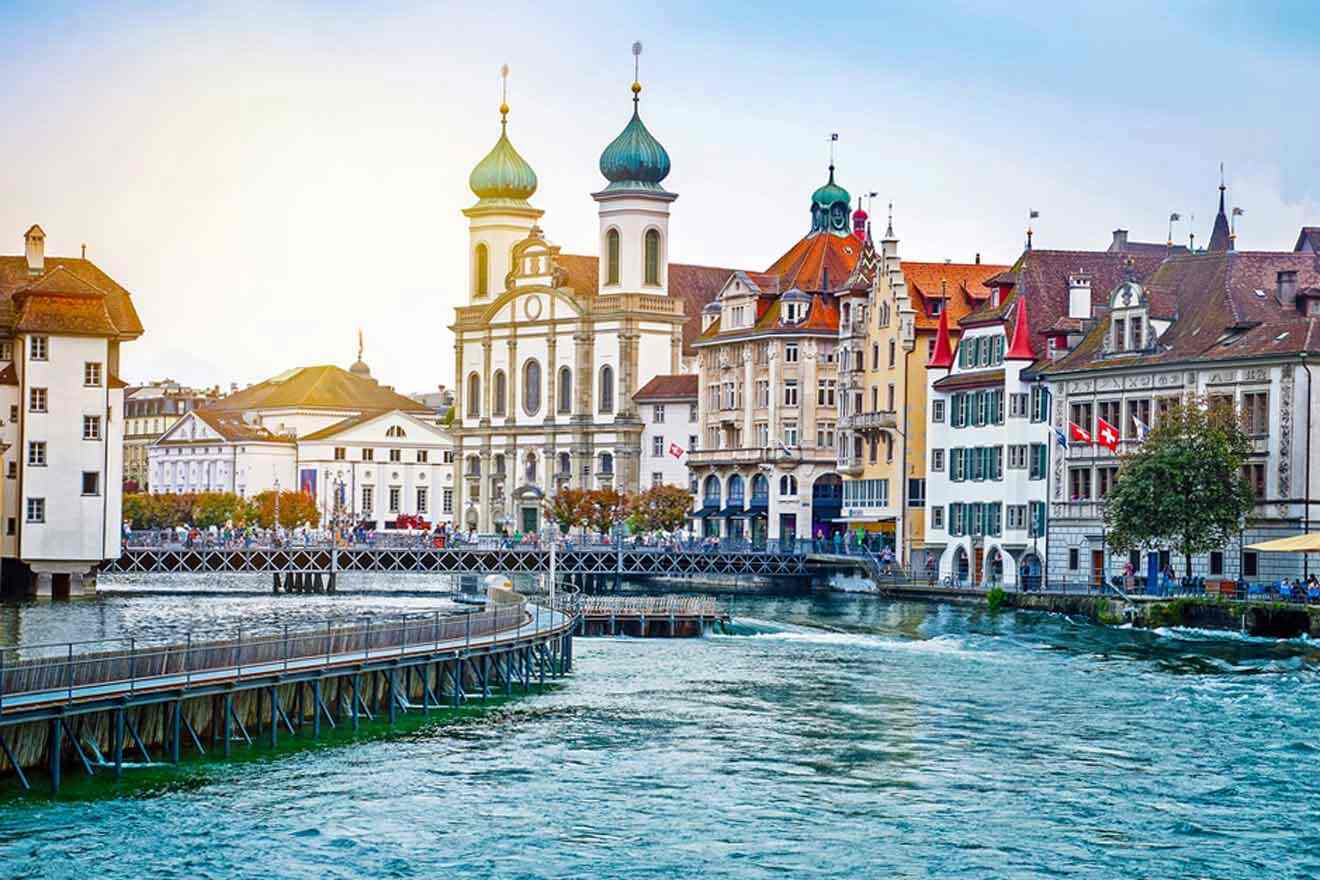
xmin=584 ymin=488 xmax=630 ymax=537
xmin=122 ymin=492 xmax=257 ymax=529
xmin=1104 ymin=397 xmax=1255 ymax=575
xmin=629 ymin=484 xmax=693 ymax=534
xmin=251 ymin=490 xmax=321 ymax=529
xmin=544 ymin=488 xmax=592 ymax=534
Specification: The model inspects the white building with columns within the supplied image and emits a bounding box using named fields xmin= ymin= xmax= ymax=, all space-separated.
xmin=149 ymin=357 xmax=455 ymax=529
xmin=0 ymin=225 xmax=144 ymax=597
xmin=450 ymin=69 xmax=731 ymax=534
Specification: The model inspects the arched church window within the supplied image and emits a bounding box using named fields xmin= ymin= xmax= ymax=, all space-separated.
xmin=466 ymin=372 xmax=480 ymax=418
xmin=599 ymin=365 xmax=614 ymax=413
xmin=644 ymin=229 xmax=661 ymax=286
xmin=525 ymin=451 xmax=538 ymax=483
xmin=492 ymin=370 xmax=507 ymax=417
xmin=385 ymin=426 xmax=407 ymax=438
xmin=557 ymin=367 xmax=572 ymax=414
xmin=474 ymin=243 xmax=489 ymax=297
xmin=606 ymin=229 xmax=620 ymax=285
xmin=598 ymin=452 xmax=613 ymax=475
xmin=523 ymin=359 xmax=542 ymax=415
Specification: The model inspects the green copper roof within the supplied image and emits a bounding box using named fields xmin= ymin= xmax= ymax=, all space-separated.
xmin=599 ymin=97 xmax=671 ymax=193
xmin=811 ymin=165 xmax=850 ymax=210
xmin=469 ymin=118 xmax=537 ymax=205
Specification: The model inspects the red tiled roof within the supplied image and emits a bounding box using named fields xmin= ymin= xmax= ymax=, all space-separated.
xmin=0 ymin=256 xmax=143 ymax=338
xmin=1295 ymin=227 xmax=1320 ymax=253
xmin=12 ymin=267 xmax=122 ymax=336
xmin=902 ymin=261 xmax=1010 ymax=332
xmin=696 ymin=291 xmax=839 ymax=343
xmin=765 ymin=232 xmax=864 ymax=292
xmin=633 ymin=374 xmax=698 ymax=401
xmin=557 ymin=254 xmax=743 ymax=355
xmin=932 ymin=368 xmax=1005 ymax=390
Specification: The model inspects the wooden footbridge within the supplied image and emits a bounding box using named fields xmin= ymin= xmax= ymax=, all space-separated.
xmin=0 ymin=598 xmax=574 ymax=795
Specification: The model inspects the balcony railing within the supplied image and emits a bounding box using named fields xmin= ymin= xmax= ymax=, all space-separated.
xmin=687 ymin=447 xmax=814 ymax=468
xmin=839 ymin=410 xmax=896 ymax=430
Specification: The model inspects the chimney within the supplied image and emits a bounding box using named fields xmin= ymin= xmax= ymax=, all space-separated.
xmin=1277 ymin=270 xmax=1298 ymax=308
xmin=1110 ymin=229 xmax=1128 ymax=252
xmin=975 ymin=252 xmax=981 ymax=265
xmin=1068 ymin=271 xmax=1093 ymax=319
xmin=24 ymin=225 xmax=45 ymax=275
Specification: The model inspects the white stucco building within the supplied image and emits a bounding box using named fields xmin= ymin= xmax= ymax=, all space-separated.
xmin=633 ymin=374 xmax=699 ymax=493
xmin=0 ymin=225 xmax=144 ymax=597
xmin=149 ymin=359 xmax=455 ymax=529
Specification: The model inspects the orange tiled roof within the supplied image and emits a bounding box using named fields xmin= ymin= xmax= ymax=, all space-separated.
xmin=633 ymin=374 xmax=698 ymax=401
xmin=0 ymin=256 xmax=143 ymax=338
xmin=13 ymin=267 xmax=122 ymax=336
xmin=902 ymin=261 xmax=1010 ymax=332
xmin=765 ymin=232 xmax=864 ymax=292
xmin=696 ymin=291 xmax=839 ymax=343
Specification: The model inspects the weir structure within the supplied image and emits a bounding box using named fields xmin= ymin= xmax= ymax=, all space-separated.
xmin=0 ymin=597 xmax=574 ymax=795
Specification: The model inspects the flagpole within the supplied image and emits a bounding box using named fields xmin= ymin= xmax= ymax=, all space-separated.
xmin=1042 ymin=381 xmax=1051 ymax=592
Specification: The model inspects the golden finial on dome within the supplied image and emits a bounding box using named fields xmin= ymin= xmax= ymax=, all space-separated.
xmin=631 ymin=41 xmax=642 ymax=102
xmin=499 ymin=63 xmax=510 ymax=122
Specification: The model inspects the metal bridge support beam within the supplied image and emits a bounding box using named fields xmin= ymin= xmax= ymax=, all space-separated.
xmin=113 ymin=708 xmax=125 ymax=780
xmin=351 ymin=674 xmax=360 ymax=731
xmin=171 ymin=700 xmax=182 ymax=763
xmin=49 ymin=717 xmax=63 ymax=795
xmin=223 ymin=694 xmax=233 ymax=756
xmin=387 ymin=669 xmax=397 ymax=725
xmin=270 ymin=687 xmax=279 ymax=748
xmin=312 ymin=680 xmax=322 ymax=739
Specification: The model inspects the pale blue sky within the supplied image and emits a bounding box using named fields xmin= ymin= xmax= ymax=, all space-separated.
xmin=0 ymin=1 xmax=1315 ymax=391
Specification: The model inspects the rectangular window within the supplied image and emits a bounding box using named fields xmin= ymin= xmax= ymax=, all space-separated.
xmin=783 ymin=421 xmax=799 ymax=446
xmin=690 ymin=434 xmax=699 ymax=452
xmin=416 ymin=487 xmax=428 ymax=514
xmin=1070 ymin=402 xmax=1094 ymax=434
xmin=334 ymin=447 xmax=346 ymax=461
xmin=4 ymin=517 xmax=12 ymax=536
xmin=1008 ymin=445 xmax=1028 ymax=469
xmin=689 ymin=402 xmax=699 ymax=421
xmin=1068 ymin=547 xmax=1080 ymax=570
xmin=756 ymin=380 xmax=770 ymax=407
xmin=950 ymin=447 xmax=964 ymax=482
xmin=784 ymin=343 xmax=799 ymax=363
xmin=0 ymin=341 xmax=10 ymax=361
xmin=29 ymin=387 xmax=47 ymax=412
xmin=1241 ymin=462 xmax=1266 ymax=499
xmin=1030 ymin=386 xmax=1049 ymax=423
xmin=708 ymin=385 xmax=720 ymax=410
xmin=442 ymin=487 xmax=454 ymax=515
xmin=756 ymin=423 xmax=769 ymax=447
xmin=1243 ymin=550 xmax=1258 ymax=578
xmin=949 ymin=502 xmax=963 ymax=536
xmin=84 ymin=362 xmax=103 ymax=386
xmin=931 ymin=505 xmax=944 ymax=529
xmin=83 ymin=415 xmax=102 ymax=440
xmin=871 ymin=343 xmax=880 ymax=370
xmin=417 ymin=450 xmax=429 ymax=464
xmin=6 ymin=461 xmax=15 ymax=479
xmin=81 ymin=471 xmax=100 ymax=496
xmin=1098 ymin=400 xmax=1121 ymax=433
xmin=932 ymin=399 xmax=945 ymax=423
xmin=907 ymin=478 xmax=925 ymax=507
xmin=388 ymin=449 xmax=402 ymax=463
xmin=1007 ymin=505 xmax=1027 ymax=531
xmin=1096 ymin=465 xmax=1119 ymax=499
xmin=27 ymin=441 xmax=46 ymax=466
xmin=1126 ymin=398 xmax=1152 ymax=439
xmin=949 ymin=393 xmax=964 ymax=428
xmin=1241 ymin=392 xmax=1268 ymax=436
xmin=1069 ymin=467 xmax=1092 ymax=500
xmin=25 ymin=497 xmax=45 ymax=523
xmin=816 ymin=422 xmax=835 ymax=448
xmin=970 ymin=446 xmax=985 ymax=481
xmin=362 ymin=448 xmax=374 ymax=462
xmin=784 ymin=381 xmax=798 ymax=407
xmin=1113 ymin=316 xmax=1126 ymax=350
xmin=361 ymin=486 xmax=373 ymax=513
xmin=652 ymin=436 xmax=665 ymax=457
xmin=1028 ymin=501 xmax=1046 ymax=537
xmin=29 ymin=336 xmax=48 ymax=361
xmin=931 ymin=448 xmax=945 ymax=472
xmin=817 ymin=379 xmax=836 ymax=407
xmin=388 ymin=486 xmax=401 ymax=513
xmin=888 ymin=339 xmax=896 ymax=367
xmin=971 ymin=503 xmax=984 ymax=536
xmin=443 ymin=450 xmax=454 ymax=464
xmin=8 ymin=405 xmax=16 ymax=423
xmin=650 ymin=472 xmax=664 ymax=488
xmin=653 ymin=404 xmax=666 ymax=422
xmin=1028 ymin=443 xmax=1047 ymax=480
xmin=1209 ymin=551 xmax=1224 ymax=576
xmin=1130 ymin=315 xmax=1144 ymax=348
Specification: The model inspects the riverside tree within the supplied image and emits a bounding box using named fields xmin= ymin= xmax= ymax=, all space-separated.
xmin=544 ymin=488 xmax=592 ymax=535
xmin=584 ymin=488 xmax=630 ymax=538
xmin=1104 ymin=397 xmax=1255 ymax=579
xmin=628 ymin=484 xmax=693 ymax=534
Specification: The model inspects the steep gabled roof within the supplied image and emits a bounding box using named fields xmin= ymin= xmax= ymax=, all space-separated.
xmin=0 ymin=256 xmax=143 ymax=338
xmin=208 ymin=365 xmax=431 ymax=414
xmin=633 ymin=374 xmax=698 ymax=401
xmin=902 ymin=261 xmax=1009 ymax=331
xmin=764 ymin=231 xmax=864 ymax=293
xmin=299 ymin=409 xmax=448 ymax=442
xmin=12 ymin=267 xmax=121 ymax=336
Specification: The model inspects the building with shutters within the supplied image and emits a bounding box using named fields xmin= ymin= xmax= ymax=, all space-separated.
xmin=0 ymin=225 xmax=144 ymax=597
xmin=633 ymin=374 xmax=699 ymax=494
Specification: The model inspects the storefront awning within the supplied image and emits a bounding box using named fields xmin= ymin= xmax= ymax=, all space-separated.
xmin=718 ymin=505 xmax=747 ymax=518
xmin=692 ymin=504 xmax=720 ymax=518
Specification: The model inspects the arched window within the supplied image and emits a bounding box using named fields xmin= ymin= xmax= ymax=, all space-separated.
xmin=492 ymin=370 xmax=507 ymax=417
xmin=466 ymin=372 xmax=480 ymax=418
xmin=557 ymin=367 xmax=572 ymax=414
xmin=493 ymin=454 xmax=506 ymax=476
xmin=523 ymin=359 xmax=542 ymax=415
xmin=727 ymin=474 xmax=745 ymax=505
xmin=606 ymin=229 xmax=620 ymax=285
xmin=779 ymin=475 xmax=798 ymax=496
xmin=474 ymin=243 xmax=489 ymax=297
xmin=751 ymin=473 xmax=769 ymax=503
xmin=598 ymin=452 xmax=613 ymax=475
xmin=525 ymin=451 xmax=538 ymax=483
xmin=385 ymin=426 xmax=407 ymax=438
xmin=599 ymin=365 xmax=614 ymax=413
xmin=703 ymin=475 xmax=721 ymax=505
xmin=466 ymin=455 xmax=481 ymax=476
xmin=644 ymin=229 xmax=661 ymax=286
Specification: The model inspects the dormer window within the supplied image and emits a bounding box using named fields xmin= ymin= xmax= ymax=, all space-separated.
xmin=1107 ymin=279 xmax=1150 ymax=353
xmin=929 ymin=299 xmax=943 ymax=316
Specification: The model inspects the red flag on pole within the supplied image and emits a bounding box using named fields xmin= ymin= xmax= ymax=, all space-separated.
xmin=1096 ymin=417 xmax=1119 ymax=451
xmin=1069 ymin=422 xmax=1093 ymax=445
xmin=669 ymin=442 xmax=685 ymax=459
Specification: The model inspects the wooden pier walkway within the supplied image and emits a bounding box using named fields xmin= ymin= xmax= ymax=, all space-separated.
xmin=558 ymin=595 xmax=730 ymax=638
xmin=0 ymin=599 xmax=574 ymax=794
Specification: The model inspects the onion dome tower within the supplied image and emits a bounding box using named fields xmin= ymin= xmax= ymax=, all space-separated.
xmin=810 ymin=165 xmax=852 ymax=237
xmin=593 ymin=42 xmax=677 ymax=295
xmin=462 ymin=65 xmax=543 ymax=303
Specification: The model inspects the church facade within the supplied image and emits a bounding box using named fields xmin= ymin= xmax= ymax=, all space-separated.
xmin=449 ymin=71 xmax=730 ymax=534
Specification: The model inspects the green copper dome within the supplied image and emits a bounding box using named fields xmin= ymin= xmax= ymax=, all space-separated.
xmin=469 ymin=115 xmax=537 ymax=205
xmin=599 ymin=88 xmax=671 ymax=193
xmin=812 ymin=165 xmax=850 ymax=210
xmin=810 ymin=164 xmax=852 ymax=236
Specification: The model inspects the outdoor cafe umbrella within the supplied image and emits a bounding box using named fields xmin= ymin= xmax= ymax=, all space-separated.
xmin=1245 ymin=534 xmax=1320 ymax=552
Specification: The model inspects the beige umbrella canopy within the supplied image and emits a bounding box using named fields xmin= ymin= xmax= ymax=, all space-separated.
xmin=1245 ymin=533 xmax=1320 ymax=552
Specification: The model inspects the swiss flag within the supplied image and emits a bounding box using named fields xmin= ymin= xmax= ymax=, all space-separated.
xmin=1069 ymin=421 xmax=1093 ymax=445
xmin=1096 ymin=417 xmax=1119 ymax=451
xmin=669 ymin=442 xmax=685 ymax=459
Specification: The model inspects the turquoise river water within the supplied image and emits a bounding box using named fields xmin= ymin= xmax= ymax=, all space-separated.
xmin=1 ymin=576 xmax=1318 ymax=878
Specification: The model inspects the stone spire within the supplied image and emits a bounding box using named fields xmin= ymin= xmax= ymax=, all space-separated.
xmin=1207 ymin=164 xmax=1232 ymax=252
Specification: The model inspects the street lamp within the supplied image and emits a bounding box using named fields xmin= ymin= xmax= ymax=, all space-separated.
xmin=273 ymin=474 xmax=281 ymax=546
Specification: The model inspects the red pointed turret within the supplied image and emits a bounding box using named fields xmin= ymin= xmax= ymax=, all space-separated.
xmin=1005 ymin=294 xmax=1037 ymax=361
xmin=928 ymin=303 xmax=954 ymax=369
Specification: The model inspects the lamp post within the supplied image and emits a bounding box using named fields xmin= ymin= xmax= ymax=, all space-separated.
xmin=273 ymin=475 xmax=281 ymax=546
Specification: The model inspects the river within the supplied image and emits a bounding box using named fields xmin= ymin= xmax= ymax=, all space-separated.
xmin=1 ymin=577 xmax=1317 ymax=878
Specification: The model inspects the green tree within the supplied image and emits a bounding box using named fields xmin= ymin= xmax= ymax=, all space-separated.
xmin=629 ymin=484 xmax=693 ymax=534
xmin=1104 ymin=397 xmax=1255 ymax=578
xmin=192 ymin=492 xmax=251 ymax=528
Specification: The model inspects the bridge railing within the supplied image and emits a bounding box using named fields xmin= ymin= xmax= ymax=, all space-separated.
xmin=551 ymin=595 xmax=726 ymax=618
xmin=119 ymin=535 xmax=815 ymax=556
xmin=0 ymin=602 xmax=566 ymax=710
